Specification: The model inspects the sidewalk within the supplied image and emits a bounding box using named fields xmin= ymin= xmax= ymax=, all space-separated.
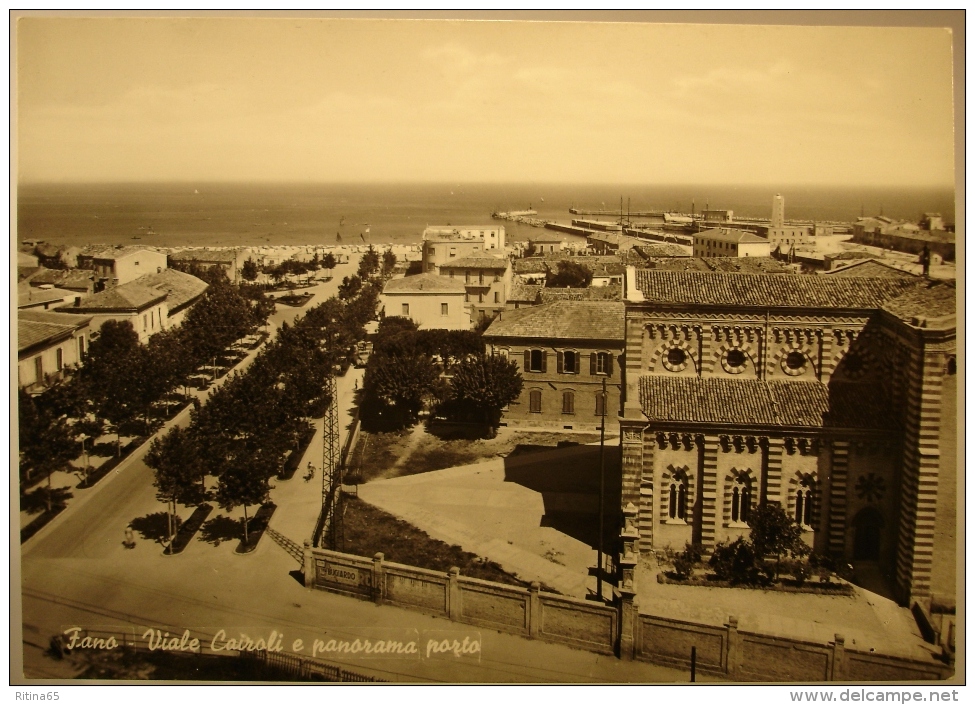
xmin=267 ymin=365 xmax=365 ymax=546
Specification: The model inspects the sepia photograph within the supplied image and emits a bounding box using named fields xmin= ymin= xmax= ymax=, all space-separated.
xmin=11 ymin=10 xmax=962 ymax=690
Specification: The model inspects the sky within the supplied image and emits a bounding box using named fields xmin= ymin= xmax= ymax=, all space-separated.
xmin=16 ymin=16 xmax=957 ymax=186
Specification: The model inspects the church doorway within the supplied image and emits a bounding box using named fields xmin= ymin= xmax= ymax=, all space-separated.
xmin=853 ymin=507 xmax=883 ymax=560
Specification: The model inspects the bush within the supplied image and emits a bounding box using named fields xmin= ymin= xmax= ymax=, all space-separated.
xmin=791 ymin=560 xmax=811 ymax=587
xmin=709 ymin=537 xmax=761 ymax=585
xmin=671 ymin=542 xmax=704 ymax=580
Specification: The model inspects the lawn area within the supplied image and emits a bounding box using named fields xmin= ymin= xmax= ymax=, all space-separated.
xmin=347 ymin=426 xmax=604 ymax=483
xmin=339 ymin=497 xmax=528 ymax=587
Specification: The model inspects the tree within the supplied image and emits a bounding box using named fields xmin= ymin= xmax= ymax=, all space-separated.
xmin=362 ymin=353 xmax=439 ymax=429
xmin=82 ymin=320 xmax=144 ymax=452
xmin=19 ymin=390 xmax=78 ymax=511
xmin=241 ymin=258 xmax=259 ymax=282
xmin=322 ymin=252 xmax=337 ymax=270
xmin=216 ymin=447 xmax=275 ymax=546
xmin=357 ymin=246 xmax=380 ymax=279
xmin=546 ymin=260 xmax=593 ymax=288
xmin=747 ymin=502 xmax=810 ymax=580
xmin=445 ymin=354 xmax=523 ymax=431
xmin=145 ymin=427 xmax=205 ymax=551
xmin=381 ymin=248 xmax=397 ymax=277
xmin=338 ymin=275 xmax=363 ymax=300
xmin=523 ymin=241 xmax=537 ymax=257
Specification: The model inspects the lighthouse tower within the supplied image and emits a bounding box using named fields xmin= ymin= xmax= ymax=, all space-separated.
xmin=771 ymin=194 xmax=785 ymax=228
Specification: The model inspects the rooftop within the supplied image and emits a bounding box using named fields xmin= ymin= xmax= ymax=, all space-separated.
xmin=630 ymin=269 xmax=925 ymax=310
xmin=18 ymin=311 xmax=92 ymax=353
xmin=880 ymin=279 xmax=956 ymax=324
xmin=507 ymin=282 xmax=543 ymax=304
xmin=441 ymin=254 xmax=510 ymax=270
xmin=18 ymin=284 xmax=75 ymax=309
xmin=382 ymin=273 xmax=467 ymax=295
xmin=56 ymin=281 xmax=166 ymax=312
xmin=483 ymin=301 xmax=625 ymax=342
xmin=822 ymin=259 xmax=918 ymax=279
xmin=132 ymin=268 xmax=209 ymax=311
xmin=539 ymin=285 xmax=622 ymax=303
xmin=695 ymin=228 xmax=769 ymax=244
xmin=83 ymin=245 xmax=163 ymax=261
xmin=631 ymin=243 xmax=691 ymax=259
xmin=639 ymin=376 xmax=893 ymax=430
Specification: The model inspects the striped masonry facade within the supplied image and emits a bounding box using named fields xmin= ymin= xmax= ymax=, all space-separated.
xmin=765 ymin=438 xmax=784 ymax=507
xmin=638 ymin=433 xmax=655 ymax=551
xmin=626 ymin=316 xmax=644 ymax=377
xmin=701 ymin=436 xmax=719 ymax=548
xmin=700 ymin=327 xmax=715 ymax=374
xmin=896 ymin=348 xmax=944 ymax=602
xmin=828 ymin=441 xmax=850 ymax=556
xmin=820 ymin=330 xmax=835 ymax=381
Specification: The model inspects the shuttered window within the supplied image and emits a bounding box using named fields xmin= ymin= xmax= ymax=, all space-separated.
xmin=529 ymin=390 xmax=542 ymax=413
xmin=562 ymin=391 xmax=575 ymax=414
xmin=525 ymin=349 xmax=546 ymax=373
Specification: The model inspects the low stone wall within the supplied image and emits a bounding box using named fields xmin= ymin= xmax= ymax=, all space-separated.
xmin=303 ymin=544 xmax=951 ymax=680
xmin=634 ymin=614 xmax=951 ymax=682
xmin=304 ymin=546 xmax=617 ymax=655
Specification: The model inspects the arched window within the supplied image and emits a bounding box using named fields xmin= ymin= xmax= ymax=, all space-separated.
xmin=795 ymin=477 xmax=814 ymax=528
xmin=731 ymin=475 xmax=752 ymax=524
xmin=562 ymin=391 xmax=575 ymax=414
xmin=668 ymin=471 xmax=688 ymax=521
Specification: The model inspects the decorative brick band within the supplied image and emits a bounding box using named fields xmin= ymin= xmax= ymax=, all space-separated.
xmin=701 ymin=436 xmax=719 ymax=548
xmin=828 ymin=440 xmax=850 ymax=557
xmin=765 ymin=437 xmax=784 ymax=507
xmin=639 ymin=432 xmax=655 ymax=551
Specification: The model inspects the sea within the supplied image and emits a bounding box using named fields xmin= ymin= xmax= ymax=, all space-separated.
xmin=16 ymin=182 xmax=956 ymax=250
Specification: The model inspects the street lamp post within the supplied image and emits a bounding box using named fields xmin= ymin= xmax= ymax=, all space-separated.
xmin=597 ymin=377 xmax=606 ymax=601
xmin=78 ymin=433 xmax=89 ymax=487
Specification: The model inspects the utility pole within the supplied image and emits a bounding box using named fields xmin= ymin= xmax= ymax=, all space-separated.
xmin=597 ymin=376 xmax=607 ymax=601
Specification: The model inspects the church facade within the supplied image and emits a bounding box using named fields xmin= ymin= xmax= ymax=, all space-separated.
xmin=617 ymin=268 xmax=957 ymax=610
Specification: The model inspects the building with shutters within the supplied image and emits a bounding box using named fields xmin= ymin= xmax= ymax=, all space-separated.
xmin=482 ymin=301 xmax=625 ymax=430
xmin=379 ymin=273 xmax=469 ymax=330
xmin=618 ymin=266 xmax=957 ymax=610
xmin=17 ymin=310 xmax=93 ymax=392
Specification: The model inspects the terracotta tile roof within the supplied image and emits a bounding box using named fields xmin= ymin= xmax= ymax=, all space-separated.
xmin=88 ymin=245 xmax=162 ymax=261
xmin=18 ymin=311 xmax=91 ymax=353
xmin=639 ymin=376 xmax=893 ymax=430
xmin=56 ymin=281 xmax=166 ymax=312
xmin=880 ymin=279 xmax=956 ymax=323
xmin=18 ymin=284 xmax=75 ymax=308
xmin=508 ymin=282 xmax=542 ymax=304
xmin=822 ymin=259 xmax=918 ymax=279
xmin=539 ymin=284 xmax=622 ymax=303
xmin=702 ymin=257 xmax=795 ymax=274
xmin=483 ymin=301 xmax=625 ymax=342
xmin=29 ymin=268 xmax=96 ymax=290
xmin=440 ymin=254 xmax=509 ymax=270
xmin=631 ymin=244 xmax=691 ymax=259
xmin=632 ymin=269 xmax=924 ymax=309
xmin=132 ymin=269 xmax=209 ymax=311
xmin=382 ymin=273 xmax=467 ymax=295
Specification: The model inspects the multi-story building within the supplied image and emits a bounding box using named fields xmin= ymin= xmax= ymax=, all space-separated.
xmin=168 ymin=248 xmax=249 ymax=281
xmin=77 ymin=246 xmax=168 ymax=290
xmin=617 ymin=266 xmax=956 ymax=610
xmin=438 ymin=253 xmax=512 ymax=326
xmin=379 ymin=273 xmax=469 ymax=330
xmin=55 ymin=269 xmax=208 ymax=343
xmin=483 ymin=301 xmax=625 ymax=430
xmin=421 ymin=225 xmax=506 ymax=274
xmin=18 ymin=310 xmax=93 ymax=392
xmin=693 ymin=228 xmax=771 ymax=258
